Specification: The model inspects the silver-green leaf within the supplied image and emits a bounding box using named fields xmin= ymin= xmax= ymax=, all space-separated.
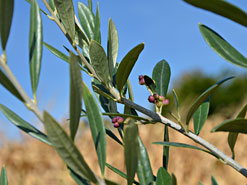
xmin=43 ymin=111 xmax=98 ymax=183
xmin=29 ymin=0 xmax=43 ymax=99
xmin=82 ymin=81 xmax=106 ymax=176
xmin=54 ymin=0 xmax=75 ymax=41
xmin=199 ymin=24 xmax=247 ymax=68
xmin=69 ymin=52 xmax=83 ymax=140
xmin=0 ymin=104 xmax=51 ymax=145
xmin=89 ymin=40 xmax=111 ymax=86
xmin=0 ymin=0 xmax=14 ymax=50
xmin=124 ymin=119 xmax=139 ymax=185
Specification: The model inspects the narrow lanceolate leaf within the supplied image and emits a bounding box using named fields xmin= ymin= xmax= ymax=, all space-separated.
xmin=211 ymin=176 xmax=219 ymax=185
xmin=90 ymin=40 xmax=111 ymax=86
xmin=0 ymin=0 xmax=14 ymax=50
xmin=153 ymin=142 xmax=216 ymax=157
xmin=94 ymin=2 xmax=101 ymax=43
xmin=162 ymin=126 xmax=169 ymax=170
xmin=48 ymin=0 xmax=55 ymax=12
xmin=199 ymin=24 xmax=247 ymax=68
xmin=184 ymin=0 xmax=247 ymax=27
xmin=228 ymin=103 xmax=247 ymax=159
xmin=104 ymin=178 xmax=119 ymax=185
xmin=143 ymin=75 xmax=156 ymax=94
xmin=88 ymin=0 xmax=92 ymax=11
xmin=193 ymin=100 xmax=210 ymax=135
xmin=152 ymin=60 xmax=171 ymax=96
xmin=69 ymin=52 xmax=83 ymax=140
xmin=156 ymin=167 xmax=171 ymax=185
xmin=82 ymin=82 xmax=106 ymax=176
xmin=43 ymin=111 xmax=98 ymax=183
xmin=171 ymin=173 xmax=177 ymax=185
xmin=0 ymin=69 xmax=24 ymax=102
xmin=107 ymin=18 xmax=119 ymax=76
xmin=105 ymin=163 xmax=139 ymax=185
xmin=116 ymin=43 xmax=144 ymax=94
xmin=172 ymin=89 xmax=180 ymax=114
xmin=186 ymin=77 xmax=233 ymax=126
xmin=43 ymin=42 xmax=69 ymax=63
xmin=211 ymin=118 xmax=247 ymax=134
xmin=29 ymin=0 xmax=43 ymax=99
xmin=124 ymin=119 xmax=139 ymax=185
xmin=69 ymin=167 xmax=91 ymax=185
xmin=0 ymin=166 xmax=8 ymax=185
xmin=78 ymin=2 xmax=95 ymax=41
xmin=54 ymin=0 xmax=75 ymax=41
xmin=137 ymin=137 xmax=153 ymax=185
xmin=0 ymin=104 xmax=51 ymax=145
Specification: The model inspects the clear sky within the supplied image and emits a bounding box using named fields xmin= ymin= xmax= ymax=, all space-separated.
xmin=0 ymin=0 xmax=247 ymax=139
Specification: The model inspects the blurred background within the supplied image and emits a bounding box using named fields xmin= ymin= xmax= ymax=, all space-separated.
xmin=0 ymin=0 xmax=247 ymax=184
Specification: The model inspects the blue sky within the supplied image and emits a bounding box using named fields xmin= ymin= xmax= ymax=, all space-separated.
xmin=0 ymin=0 xmax=247 ymax=139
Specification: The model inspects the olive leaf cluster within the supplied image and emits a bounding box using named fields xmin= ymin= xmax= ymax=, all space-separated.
xmin=0 ymin=0 xmax=247 ymax=185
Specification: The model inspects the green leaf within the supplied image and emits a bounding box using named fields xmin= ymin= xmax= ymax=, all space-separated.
xmin=211 ymin=118 xmax=247 ymax=134
xmin=0 ymin=104 xmax=51 ymax=145
xmin=143 ymin=75 xmax=156 ymax=94
xmin=82 ymin=82 xmax=106 ymax=176
xmin=107 ymin=18 xmax=119 ymax=76
xmin=89 ymin=40 xmax=111 ymax=86
xmin=137 ymin=137 xmax=153 ymax=185
xmin=199 ymin=182 xmax=204 ymax=185
xmin=0 ymin=166 xmax=7 ymax=185
xmin=29 ymin=0 xmax=43 ymax=99
xmin=75 ymin=23 xmax=89 ymax=48
xmin=69 ymin=52 xmax=83 ymax=140
xmin=171 ymin=173 xmax=177 ymax=185
xmin=94 ymin=2 xmax=101 ymax=43
xmin=105 ymin=163 xmax=139 ymax=185
xmin=116 ymin=43 xmax=144 ymax=94
xmin=48 ymin=0 xmax=55 ymax=12
xmin=153 ymin=142 xmax=215 ymax=157
xmin=184 ymin=0 xmax=247 ymax=27
xmin=186 ymin=77 xmax=233 ymax=126
xmin=199 ymin=24 xmax=247 ymax=68
xmin=0 ymin=69 xmax=24 ymax=102
xmin=162 ymin=126 xmax=169 ymax=170
xmin=104 ymin=179 xmax=119 ymax=185
xmin=152 ymin=60 xmax=171 ymax=97
xmin=156 ymin=167 xmax=171 ymax=185
xmin=43 ymin=42 xmax=69 ymax=63
xmin=227 ymin=103 xmax=247 ymax=159
xmin=68 ymin=167 xmax=91 ymax=185
xmin=43 ymin=111 xmax=98 ymax=183
xmin=78 ymin=2 xmax=95 ymax=41
xmin=124 ymin=119 xmax=139 ymax=185
xmin=88 ymin=0 xmax=92 ymax=11
xmin=193 ymin=100 xmax=210 ymax=135
xmin=54 ymin=0 xmax=75 ymax=41
xmin=0 ymin=0 xmax=14 ymax=50
xmin=211 ymin=176 xmax=218 ymax=185
xmin=105 ymin=128 xmax=122 ymax=145
xmin=172 ymin=89 xmax=180 ymax=115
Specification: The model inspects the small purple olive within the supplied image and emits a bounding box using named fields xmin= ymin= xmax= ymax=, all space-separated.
xmin=159 ymin=95 xmax=165 ymax=101
xmin=162 ymin=99 xmax=170 ymax=105
xmin=113 ymin=122 xmax=120 ymax=128
xmin=153 ymin=94 xmax=159 ymax=99
xmin=148 ymin=95 xmax=155 ymax=103
xmin=117 ymin=116 xmax=124 ymax=123
xmin=112 ymin=117 xmax=118 ymax=123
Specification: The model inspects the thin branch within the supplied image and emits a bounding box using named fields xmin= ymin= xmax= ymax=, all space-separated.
xmin=121 ymin=97 xmax=247 ymax=178
xmin=0 ymin=56 xmax=43 ymax=122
